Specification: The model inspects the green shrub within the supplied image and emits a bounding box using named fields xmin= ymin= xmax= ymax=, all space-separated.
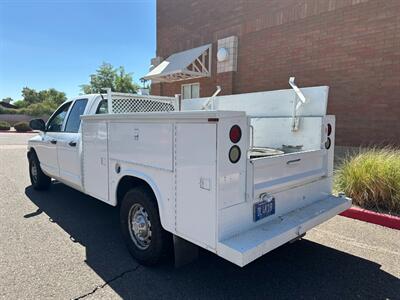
xmin=0 ymin=120 xmax=11 ymax=130
xmin=335 ymin=148 xmax=400 ymax=214
xmin=0 ymin=106 xmax=17 ymax=115
xmin=12 ymin=100 xmax=28 ymax=109
xmin=0 ymin=101 xmax=56 ymax=117
xmin=14 ymin=121 xmax=31 ymax=132
xmin=18 ymin=101 xmax=56 ymax=117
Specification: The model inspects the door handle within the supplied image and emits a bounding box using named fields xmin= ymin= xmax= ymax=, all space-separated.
xmin=50 ymin=140 xmax=57 ymax=144
xmin=69 ymin=141 xmax=77 ymax=147
xmin=286 ymin=158 xmax=301 ymax=165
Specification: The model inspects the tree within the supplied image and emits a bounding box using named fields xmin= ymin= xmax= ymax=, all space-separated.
xmin=81 ymin=62 xmax=140 ymax=94
xmin=0 ymin=87 xmax=66 ymax=117
xmin=20 ymin=87 xmax=66 ymax=107
xmin=39 ymin=88 xmax=66 ymax=106
xmin=12 ymin=100 xmax=26 ymax=108
xmin=22 ymin=87 xmax=40 ymax=105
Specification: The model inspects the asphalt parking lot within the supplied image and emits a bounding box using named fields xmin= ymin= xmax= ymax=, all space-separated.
xmin=0 ymin=132 xmax=399 ymax=299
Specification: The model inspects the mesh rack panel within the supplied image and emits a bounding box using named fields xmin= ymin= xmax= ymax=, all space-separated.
xmin=109 ymin=94 xmax=177 ymax=114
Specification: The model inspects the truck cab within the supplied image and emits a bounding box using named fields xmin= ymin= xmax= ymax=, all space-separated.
xmin=28 ymin=94 xmax=107 ymax=190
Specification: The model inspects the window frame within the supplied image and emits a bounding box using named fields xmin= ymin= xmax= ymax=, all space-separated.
xmin=181 ymin=83 xmax=200 ymax=99
xmin=96 ymin=99 xmax=108 ymax=114
xmin=63 ymin=98 xmax=89 ymax=133
xmin=45 ymin=101 xmax=72 ymax=132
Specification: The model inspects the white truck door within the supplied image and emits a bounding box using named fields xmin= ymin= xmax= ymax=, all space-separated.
xmin=176 ymin=123 xmax=217 ymax=249
xmin=81 ymin=121 xmax=109 ymax=202
xmin=36 ymin=101 xmax=72 ymax=177
xmin=57 ymin=98 xmax=88 ymax=189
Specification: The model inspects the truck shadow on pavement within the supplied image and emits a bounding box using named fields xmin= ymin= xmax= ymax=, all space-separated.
xmin=25 ymin=183 xmax=400 ymax=299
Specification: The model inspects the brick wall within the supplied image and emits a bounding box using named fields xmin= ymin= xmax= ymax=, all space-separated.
xmin=153 ymin=0 xmax=400 ymax=146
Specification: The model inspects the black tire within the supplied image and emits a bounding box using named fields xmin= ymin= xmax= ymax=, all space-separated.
xmin=120 ymin=187 xmax=171 ymax=266
xmin=28 ymin=151 xmax=51 ymax=190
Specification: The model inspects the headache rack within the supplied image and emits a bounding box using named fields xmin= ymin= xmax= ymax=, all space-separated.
xmin=103 ymin=88 xmax=179 ymax=114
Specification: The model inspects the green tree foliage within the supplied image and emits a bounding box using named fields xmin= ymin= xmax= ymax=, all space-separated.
xmin=0 ymin=87 xmax=66 ymax=117
xmin=21 ymin=87 xmax=40 ymax=105
xmin=39 ymin=88 xmax=66 ymax=106
xmin=21 ymin=87 xmax=66 ymax=107
xmin=12 ymin=100 xmax=26 ymax=108
xmin=81 ymin=62 xmax=140 ymax=94
xmin=19 ymin=102 xmax=59 ymax=117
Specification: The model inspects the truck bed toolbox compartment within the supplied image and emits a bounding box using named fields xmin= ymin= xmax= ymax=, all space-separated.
xmin=252 ymin=149 xmax=326 ymax=194
xmin=217 ymin=195 xmax=351 ymax=267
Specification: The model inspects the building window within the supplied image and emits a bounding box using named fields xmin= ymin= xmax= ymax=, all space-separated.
xmin=181 ymin=83 xmax=200 ymax=99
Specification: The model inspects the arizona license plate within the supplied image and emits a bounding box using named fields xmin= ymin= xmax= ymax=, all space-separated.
xmin=253 ymin=198 xmax=275 ymax=222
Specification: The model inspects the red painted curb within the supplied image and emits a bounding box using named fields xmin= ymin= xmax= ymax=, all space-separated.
xmin=340 ymin=207 xmax=400 ymax=230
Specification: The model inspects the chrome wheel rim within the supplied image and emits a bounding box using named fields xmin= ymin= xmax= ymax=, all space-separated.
xmin=31 ymin=160 xmax=38 ymax=183
xmin=128 ymin=203 xmax=152 ymax=250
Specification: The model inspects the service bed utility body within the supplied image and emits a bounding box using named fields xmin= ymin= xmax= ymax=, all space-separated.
xmin=28 ymin=81 xmax=351 ymax=267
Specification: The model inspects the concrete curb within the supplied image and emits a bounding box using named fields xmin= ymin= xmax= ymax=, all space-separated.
xmin=340 ymin=207 xmax=400 ymax=230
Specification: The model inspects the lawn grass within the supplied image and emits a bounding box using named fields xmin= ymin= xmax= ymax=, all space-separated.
xmin=334 ymin=148 xmax=400 ymax=215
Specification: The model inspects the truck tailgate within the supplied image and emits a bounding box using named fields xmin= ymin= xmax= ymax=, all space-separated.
xmin=252 ymin=149 xmax=326 ymax=195
xmin=218 ymin=195 xmax=351 ymax=267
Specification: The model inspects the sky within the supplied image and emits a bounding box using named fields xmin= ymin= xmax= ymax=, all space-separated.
xmin=0 ymin=0 xmax=156 ymax=101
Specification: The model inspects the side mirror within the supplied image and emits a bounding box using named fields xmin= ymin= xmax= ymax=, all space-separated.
xmin=29 ymin=119 xmax=46 ymax=131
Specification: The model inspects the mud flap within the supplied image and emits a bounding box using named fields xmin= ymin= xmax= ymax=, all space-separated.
xmin=173 ymin=235 xmax=199 ymax=268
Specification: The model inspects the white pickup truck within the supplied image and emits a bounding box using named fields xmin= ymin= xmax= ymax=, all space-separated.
xmin=28 ymin=81 xmax=351 ymax=267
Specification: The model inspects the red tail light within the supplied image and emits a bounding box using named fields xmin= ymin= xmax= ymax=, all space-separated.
xmin=229 ymin=125 xmax=242 ymax=143
xmin=327 ymin=123 xmax=332 ymax=136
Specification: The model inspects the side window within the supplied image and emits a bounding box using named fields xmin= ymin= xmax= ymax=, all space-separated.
xmin=64 ymin=99 xmax=88 ymax=133
xmin=96 ymin=99 xmax=108 ymax=114
xmin=181 ymin=83 xmax=200 ymax=99
xmin=46 ymin=102 xmax=72 ymax=132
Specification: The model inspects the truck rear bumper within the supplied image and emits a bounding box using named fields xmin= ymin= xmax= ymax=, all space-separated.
xmin=217 ymin=195 xmax=351 ymax=267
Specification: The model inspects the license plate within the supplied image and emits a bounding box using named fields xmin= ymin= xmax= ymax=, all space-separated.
xmin=253 ymin=198 xmax=275 ymax=222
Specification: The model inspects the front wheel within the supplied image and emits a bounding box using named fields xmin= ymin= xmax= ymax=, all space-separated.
xmin=120 ymin=187 xmax=171 ymax=265
xmin=28 ymin=152 xmax=51 ymax=190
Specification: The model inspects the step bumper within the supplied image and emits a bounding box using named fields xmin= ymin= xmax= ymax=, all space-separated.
xmin=217 ymin=195 xmax=351 ymax=267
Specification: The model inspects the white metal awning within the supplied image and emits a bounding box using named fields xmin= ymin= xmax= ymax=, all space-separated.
xmin=143 ymin=44 xmax=211 ymax=82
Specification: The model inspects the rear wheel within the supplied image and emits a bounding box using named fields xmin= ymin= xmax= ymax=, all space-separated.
xmin=120 ymin=187 xmax=171 ymax=265
xmin=28 ymin=152 xmax=51 ymax=190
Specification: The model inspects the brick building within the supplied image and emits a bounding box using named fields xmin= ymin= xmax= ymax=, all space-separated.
xmin=144 ymin=0 xmax=400 ymax=146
